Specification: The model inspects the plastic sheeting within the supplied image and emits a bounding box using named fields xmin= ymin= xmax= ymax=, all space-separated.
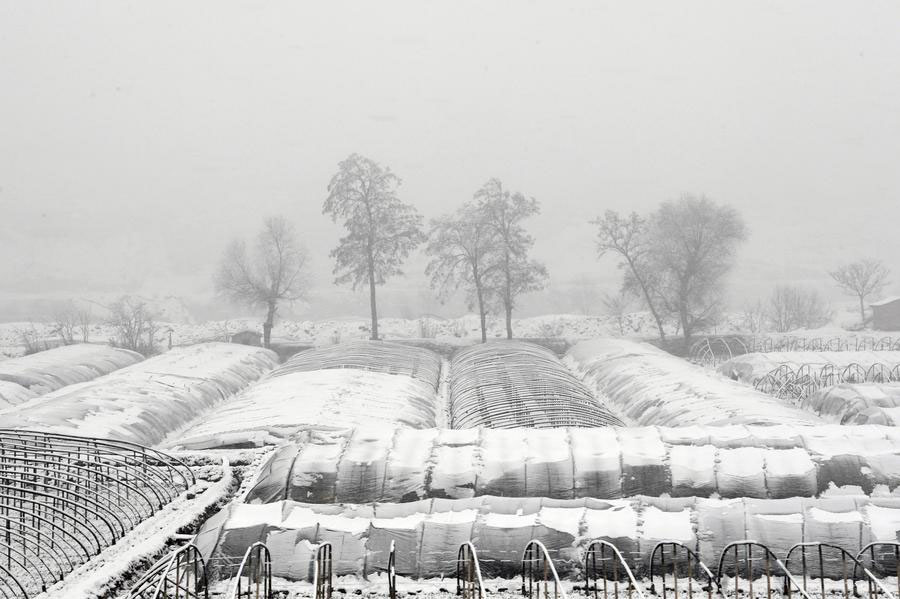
xmin=718 ymin=351 xmax=900 ymax=383
xmin=0 ymin=379 xmax=36 ymax=409
xmin=244 ymin=424 xmax=900 ymax=503
xmin=0 ymin=344 xmax=142 ymax=398
xmin=0 ymin=343 xmax=277 ymax=445
xmin=565 ymin=339 xmax=822 ymax=426
xmin=802 ymin=383 xmax=900 ymax=425
xmin=450 ymin=341 xmax=623 ymax=429
xmin=271 ymin=340 xmax=442 ymax=390
xmin=171 ymin=369 xmax=438 ymax=449
xmin=196 ymin=495 xmax=900 ymax=581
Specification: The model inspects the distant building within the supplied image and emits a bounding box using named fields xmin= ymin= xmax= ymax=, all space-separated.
xmin=230 ymin=330 xmax=262 ymax=346
xmin=871 ymin=297 xmax=900 ymax=331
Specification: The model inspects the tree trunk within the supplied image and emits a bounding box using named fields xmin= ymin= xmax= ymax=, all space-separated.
xmin=859 ymin=295 xmax=866 ymax=326
xmin=476 ymin=280 xmax=487 ymax=343
xmin=369 ymin=268 xmax=379 ymax=341
xmin=625 ymin=256 xmax=666 ymax=341
xmin=263 ymin=301 xmax=276 ymax=348
xmin=505 ymin=304 xmax=513 ymax=339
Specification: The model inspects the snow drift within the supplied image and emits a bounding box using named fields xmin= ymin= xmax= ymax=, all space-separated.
xmin=0 ymin=343 xmax=277 ymax=446
xmin=172 ymin=369 xmax=439 ymax=449
xmin=450 ymin=341 xmax=622 ymax=429
xmin=802 ymin=383 xmax=900 ymax=425
xmin=565 ymin=339 xmax=821 ymax=426
xmin=243 ymin=425 xmax=900 ymax=503
xmin=0 ymin=344 xmax=143 ymax=408
xmin=195 ymin=495 xmax=900 ymax=581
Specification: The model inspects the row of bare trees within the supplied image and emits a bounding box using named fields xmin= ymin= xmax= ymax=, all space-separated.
xmin=216 ymin=154 xmax=547 ymax=345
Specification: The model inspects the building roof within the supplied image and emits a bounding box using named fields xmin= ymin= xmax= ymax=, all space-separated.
xmin=871 ymin=296 xmax=900 ymax=308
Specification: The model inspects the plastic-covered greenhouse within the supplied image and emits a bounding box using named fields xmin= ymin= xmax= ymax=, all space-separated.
xmin=450 ymin=341 xmax=622 ymax=429
xmin=802 ymin=382 xmax=900 ymax=424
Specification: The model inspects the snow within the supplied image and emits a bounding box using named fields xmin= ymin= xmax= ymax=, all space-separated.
xmin=641 ymin=507 xmax=693 ymax=541
xmin=0 ymin=379 xmax=36 ymax=409
xmin=0 ymin=342 xmax=277 ymax=445
xmin=718 ymin=351 xmax=900 ymax=384
xmin=802 ymin=383 xmax=900 ymax=425
xmin=808 ymin=507 xmax=863 ymax=523
xmin=172 ymin=368 xmax=438 ymax=449
xmin=566 ymin=339 xmax=822 ymax=426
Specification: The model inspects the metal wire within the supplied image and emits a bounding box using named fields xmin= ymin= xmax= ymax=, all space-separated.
xmin=785 ymin=542 xmax=895 ymax=599
xmin=648 ymin=541 xmax=716 ymax=599
xmin=522 ymin=539 xmax=568 ymax=599
xmin=0 ymin=429 xmax=194 ymax=598
xmin=314 ymin=542 xmax=333 ymax=599
xmin=231 ymin=541 xmax=272 ymax=599
xmin=126 ymin=543 xmax=208 ymax=599
xmin=457 ymin=542 xmax=486 ymax=599
xmin=584 ymin=540 xmax=643 ymax=599
xmin=715 ymin=541 xmax=812 ymax=599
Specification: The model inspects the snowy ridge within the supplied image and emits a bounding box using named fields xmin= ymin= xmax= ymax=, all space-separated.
xmin=196 ymin=495 xmax=900 ymax=581
xmin=241 ymin=425 xmax=900 ymax=503
xmin=565 ymin=339 xmax=821 ymax=426
xmin=0 ymin=343 xmax=278 ymax=445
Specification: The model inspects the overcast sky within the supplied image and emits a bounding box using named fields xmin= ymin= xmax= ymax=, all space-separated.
xmin=1 ymin=1 xmax=898 ymax=320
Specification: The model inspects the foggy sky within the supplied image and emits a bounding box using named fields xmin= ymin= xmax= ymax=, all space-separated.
xmin=1 ymin=1 xmax=899 ymax=320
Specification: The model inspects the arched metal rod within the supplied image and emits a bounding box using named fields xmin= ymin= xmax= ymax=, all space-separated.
xmin=0 ymin=484 xmax=121 ymax=544
xmin=716 ymin=541 xmax=812 ymax=599
xmin=854 ymin=542 xmax=900 ymax=599
xmin=0 ymin=438 xmax=173 ymax=510
xmin=126 ymin=543 xmax=208 ymax=599
xmin=0 ymin=429 xmax=194 ymax=489
xmin=0 ymin=505 xmax=88 ymax=566
xmin=0 ymin=465 xmax=142 ymax=530
xmin=0 ymin=539 xmax=47 ymax=594
xmin=230 ymin=541 xmax=271 ymax=599
xmin=0 ymin=524 xmax=70 ymax=582
xmin=314 ymin=542 xmax=333 ymax=599
xmin=584 ymin=539 xmax=643 ymax=599
xmin=0 ymin=491 xmax=106 ymax=553
xmin=0 ymin=450 xmax=161 ymax=518
xmin=786 ymin=542 xmax=894 ymax=599
xmin=522 ymin=539 xmax=568 ymax=599
xmin=648 ymin=541 xmax=717 ymax=599
xmin=457 ymin=542 xmax=486 ymax=599
xmin=0 ymin=561 xmax=29 ymax=599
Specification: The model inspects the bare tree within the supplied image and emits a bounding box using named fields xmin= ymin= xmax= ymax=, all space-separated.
xmin=215 ymin=216 xmax=308 ymax=348
xmin=591 ymin=211 xmax=667 ymax=340
xmin=475 ymin=178 xmax=548 ymax=339
xmin=740 ymin=299 xmax=768 ymax=334
xmin=768 ymin=284 xmax=832 ymax=332
xmin=601 ymin=291 xmax=634 ymax=336
xmin=50 ymin=301 xmax=79 ymax=345
xmin=648 ymin=195 xmax=747 ymax=345
xmin=107 ymin=296 xmax=159 ymax=355
xmin=77 ymin=307 xmax=92 ymax=343
xmin=829 ymin=259 xmax=890 ymax=325
xmin=425 ymin=203 xmax=498 ymax=343
xmin=323 ymin=154 xmax=425 ymax=340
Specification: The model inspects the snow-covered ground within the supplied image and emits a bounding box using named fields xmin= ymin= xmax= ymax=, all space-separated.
xmin=802 ymin=383 xmax=900 ymax=425
xmin=719 ymin=351 xmax=900 ymax=383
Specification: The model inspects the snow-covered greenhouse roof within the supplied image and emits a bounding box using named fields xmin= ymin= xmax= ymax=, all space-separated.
xmin=243 ymin=424 xmax=900 ymax=504
xmin=718 ymin=350 xmax=900 ymax=383
xmin=0 ymin=342 xmax=277 ymax=445
xmin=566 ymin=339 xmax=822 ymax=426
xmin=0 ymin=343 xmax=143 ymax=408
xmin=802 ymin=382 xmax=900 ymax=425
xmin=449 ymin=341 xmax=623 ymax=429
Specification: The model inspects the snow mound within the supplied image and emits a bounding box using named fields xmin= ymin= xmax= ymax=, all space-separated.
xmin=0 ymin=343 xmax=277 ymax=445
xmin=565 ymin=339 xmax=822 ymax=426
xmin=172 ymin=369 xmax=439 ymax=449
xmin=450 ymin=341 xmax=623 ymax=429
xmin=802 ymin=383 xmax=900 ymax=425
xmin=0 ymin=379 xmax=37 ymax=409
xmin=0 ymin=343 xmax=143 ymax=395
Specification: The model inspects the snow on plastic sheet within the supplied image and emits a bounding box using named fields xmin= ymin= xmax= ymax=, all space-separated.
xmin=802 ymin=383 xmax=900 ymax=425
xmin=0 ymin=379 xmax=36 ymax=409
xmin=0 ymin=343 xmax=142 ymax=396
xmin=718 ymin=351 xmax=900 ymax=384
xmin=173 ymin=368 xmax=438 ymax=449
xmin=198 ymin=495 xmax=900 ymax=582
xmin=0 ymin=343 xmax=276 ymax=445
xmin=245 ymin=424 xmax=900 ymax=503
xmin=566 ymin=339 xmax=822 ymax=426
